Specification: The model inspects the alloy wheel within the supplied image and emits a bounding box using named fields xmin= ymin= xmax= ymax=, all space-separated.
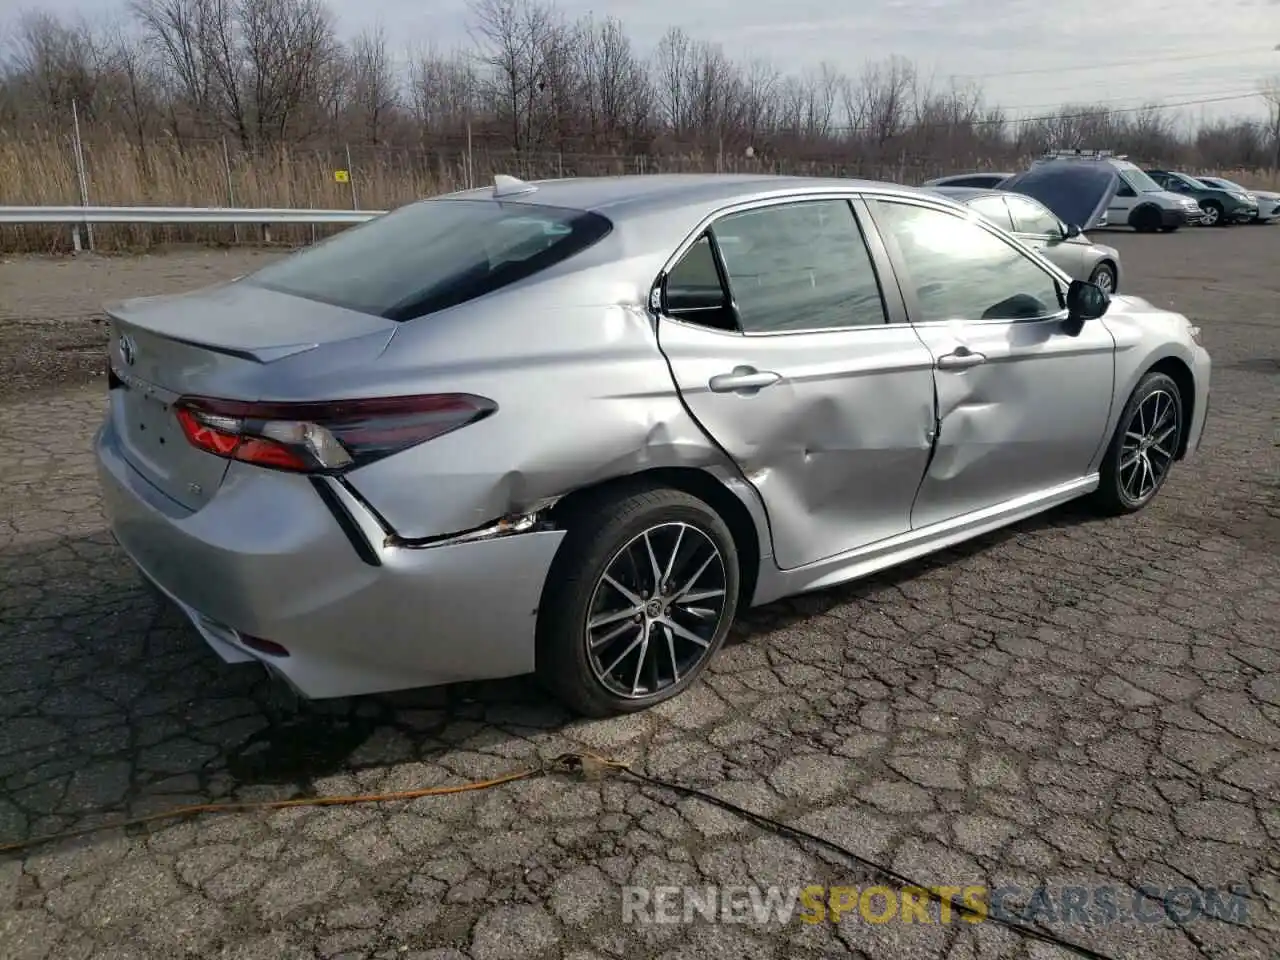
xmin=1092 ymin=266 xmax=1114 ymax=293
xmin=584 ymin=522 xmax=727 ymax=700
xmin=1119 ymin=388 xmax=1180 ymax=505
xmin=1201 ymin=204 xmax=1220 ymax=225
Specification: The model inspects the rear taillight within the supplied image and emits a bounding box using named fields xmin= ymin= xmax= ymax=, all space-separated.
xmin=173 ymin=394 xmax=496 ymax=474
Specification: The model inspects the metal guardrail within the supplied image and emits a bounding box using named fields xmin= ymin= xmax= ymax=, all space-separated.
xmin=0 ymin=205 xmax=384 ymax=225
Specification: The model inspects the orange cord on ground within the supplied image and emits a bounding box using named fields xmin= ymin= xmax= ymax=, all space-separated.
xmin=0 ymin=752 xmax=629 ymax=856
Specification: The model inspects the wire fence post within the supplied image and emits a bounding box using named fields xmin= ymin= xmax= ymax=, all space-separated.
xmin=222 ymin=136 xmax=240 ymax=243
xmin=71 ymin=99 xmax=94 ymax=252
xmin=345 ymin=143 xmax=359 ymax=209
xmin=466 ymin=122 xmax=474 ymax=189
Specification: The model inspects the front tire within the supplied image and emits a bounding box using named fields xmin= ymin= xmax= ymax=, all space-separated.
xmin=1088 ymin=262 xmax=1117 ymax=293
xmin=1091 ymin=372 xmax=1184 ymax=516
xmin=535 ymin=484 xmax=740 ymax=717
xmin=1200 ymin=201 xmax=1224 ymax=227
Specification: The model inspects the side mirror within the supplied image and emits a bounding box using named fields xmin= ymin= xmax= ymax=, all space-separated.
xmin=1063 ymin=222 xmax=1082 ymax=239
xmin=1062 ymin=279 xmax=1109 ymax=335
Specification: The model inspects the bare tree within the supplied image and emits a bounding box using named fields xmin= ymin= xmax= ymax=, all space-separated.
xmin=7 ymin=11 xmax=106 ymax=120
xmin=467 ymin=0 xmax=561 ymax=151
xmin=652 ymin=26 xmax=693 ymax=137
xmin=856 ymin=56 xmax=915 ymax=149
xmin=1262 ymin=75 xmax=1280 ymax=172
xmin=346 ymin=26 xmax=398 ymax=143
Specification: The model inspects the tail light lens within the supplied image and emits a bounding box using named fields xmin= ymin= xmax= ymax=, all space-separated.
xmin=173 ymin=394 xmax=496 ymax=474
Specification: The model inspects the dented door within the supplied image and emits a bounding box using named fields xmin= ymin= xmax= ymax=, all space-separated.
xmin=865 ymin=197 xmax=1116 ymax=530
xmin=654 ymin=196 xmax=937 ymax=571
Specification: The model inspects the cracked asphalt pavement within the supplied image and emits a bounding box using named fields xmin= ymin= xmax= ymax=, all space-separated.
xmin=1 ymin=228 xmax=1278 ymax=960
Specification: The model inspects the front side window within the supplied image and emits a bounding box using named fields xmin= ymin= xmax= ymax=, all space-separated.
xmin=244 ymin=199 xmax=612 ymax=321
xmin=873 ymin=200 xmax=1063 ymax=324
xmin=1118 ymin=166 xmax=1164 ymax=194
xmin=707 ymin=199 xmax=888 ymax=333
xmin=1005 ymin=195 xmax=1061 ymax=236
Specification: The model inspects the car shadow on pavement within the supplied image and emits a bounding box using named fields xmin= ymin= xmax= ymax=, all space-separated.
xmin=0 ymin=497 xmax=1110 ymax=845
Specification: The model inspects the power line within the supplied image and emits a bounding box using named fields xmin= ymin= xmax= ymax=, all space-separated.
xmin=830 ymin=90 xmax=1264 ymax=135
xmin=995 ymin=68 xmax=1279 ymax=108
xmin=951 ymin=46 xmax=1280 ymax=80
xmin=1002 ymin=85 xmax=1268 ymax=114
xmin=999 ymin=91 xmax=1263 ymax=123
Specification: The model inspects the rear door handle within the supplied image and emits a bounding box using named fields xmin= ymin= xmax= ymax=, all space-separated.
xmin=708 ymin=366 xmax=782 ymax=394
xmin=936 ymin=347 xmax=987 ymax=370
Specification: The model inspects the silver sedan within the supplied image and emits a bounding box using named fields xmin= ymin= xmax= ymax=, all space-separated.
xmin=928 ymin=185 xmax=1123 ymax=293
xmin=95 ymin=174 xmax=1211 ymax=716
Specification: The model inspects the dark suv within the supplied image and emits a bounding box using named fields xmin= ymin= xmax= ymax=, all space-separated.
xmin=1145 ymin=170 xmax=1259 ymax=226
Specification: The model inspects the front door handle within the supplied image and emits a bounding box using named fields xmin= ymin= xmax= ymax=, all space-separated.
xmin=708 ymin=366 xmax=782 ymax=394
xmin=936 ymin=347 xmax=987 ymax=370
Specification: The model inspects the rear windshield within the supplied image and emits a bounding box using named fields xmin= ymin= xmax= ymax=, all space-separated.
xmin=244 ymin=199 xmax=612 ymax=321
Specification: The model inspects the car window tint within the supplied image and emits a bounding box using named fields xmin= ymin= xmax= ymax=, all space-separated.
xmin=709 ymin=199 xmax=887 ymax=333
xmin=966 ymin=196 xmax=1014 ymax=230
xmin=244 ymin=199 xmax=611 ymax=321
xmin=1005 ymin=195 xmax=1060 ymax=235
xmin=663 ymin=235 xmax=736 ymax=331
xmin=874 ymin=200 xmax=1062 ymax=324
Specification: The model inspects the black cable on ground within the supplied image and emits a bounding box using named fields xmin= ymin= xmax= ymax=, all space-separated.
xmin=3 ymin=751 xmax=1122 ymax=959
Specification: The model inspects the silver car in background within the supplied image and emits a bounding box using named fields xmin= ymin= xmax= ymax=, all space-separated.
xmin=921 ymin=172 xmax=1014 ymax=189
xmin=95 ymin=174 xmax=1211 ymax=716
xmin=1196 ymin=176 xmax=1280 ymax=223
xmin=927 ymin=185 xmax=1123 ymax=292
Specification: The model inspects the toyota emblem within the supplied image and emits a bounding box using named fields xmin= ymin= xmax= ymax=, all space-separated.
xmin=119 ymin=334 xmax=137 ymax=366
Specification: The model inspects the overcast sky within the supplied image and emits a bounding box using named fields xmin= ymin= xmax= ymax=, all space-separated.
xmin=5 ymin=0 xmax=1279 ymax=124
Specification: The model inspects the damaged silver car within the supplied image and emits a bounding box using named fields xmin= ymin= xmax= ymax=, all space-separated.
xmin=95 ymin=173 xmax=1211 ymax=716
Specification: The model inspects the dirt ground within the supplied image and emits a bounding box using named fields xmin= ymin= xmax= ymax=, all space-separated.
xmin=1 ymin=224 xmax=1278 ymax=960
xmin=0 ymin=247 xmax=287 ymax=403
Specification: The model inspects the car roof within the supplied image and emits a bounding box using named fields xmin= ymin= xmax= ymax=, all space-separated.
xmin=437 ymin=173 xmax=950 ymax=221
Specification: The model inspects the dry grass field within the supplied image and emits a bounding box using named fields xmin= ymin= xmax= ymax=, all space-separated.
xmin=3 ymin=131 xmax=1277 ymax=252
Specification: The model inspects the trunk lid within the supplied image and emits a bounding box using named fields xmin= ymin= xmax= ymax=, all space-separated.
xmin=106 ymin=280 xmax=397 ymax=512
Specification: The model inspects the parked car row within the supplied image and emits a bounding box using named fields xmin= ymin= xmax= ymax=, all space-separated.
xmin=923 ymin=152 xmax=1279 ymax=233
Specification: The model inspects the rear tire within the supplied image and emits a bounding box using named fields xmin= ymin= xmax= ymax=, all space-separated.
xmin=535 ymin=484 xmax=740 ymax=717
xmin=1091 ymin=371 xmax=1184 ymax=516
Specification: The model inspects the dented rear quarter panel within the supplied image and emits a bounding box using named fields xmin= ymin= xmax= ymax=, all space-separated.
xmin=334 ymin=230 xmax=765 ymax=543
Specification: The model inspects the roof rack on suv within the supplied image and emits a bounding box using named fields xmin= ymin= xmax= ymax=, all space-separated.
xmin=1038 ymin=149 xmax=1129 ymax=161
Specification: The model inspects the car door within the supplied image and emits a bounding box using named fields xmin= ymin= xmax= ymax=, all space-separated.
xmin=654 ymin=196 xmax=938 ymax=571
xmin=863 ymin=196 xmax=1116 ymax=530
xmin=1004 ymin=194 xmax=1086 ymax=280
xmin=1108 ymin=180 xmax=1138 ymax=224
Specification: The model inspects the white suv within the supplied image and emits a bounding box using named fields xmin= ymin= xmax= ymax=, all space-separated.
xmin=1033 ymin=152 xmax=1204 ymax=232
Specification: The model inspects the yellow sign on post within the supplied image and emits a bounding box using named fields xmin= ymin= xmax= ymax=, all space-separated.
xmin=333 ymin=169 xmax=350 ymax=183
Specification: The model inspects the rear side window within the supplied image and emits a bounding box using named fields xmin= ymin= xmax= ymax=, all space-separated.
xmin=712 ymin=200 xmax=887 ymax=332
xmin=1004 ymin=195 xmax=1061 ymax=236
xmin=966 ymin=196 xmax=1014 ymax=231
xmin=661 ymin=198 xmax=887 ymax=335
xmin=244 ymin=199 xmax=612 ymax=321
